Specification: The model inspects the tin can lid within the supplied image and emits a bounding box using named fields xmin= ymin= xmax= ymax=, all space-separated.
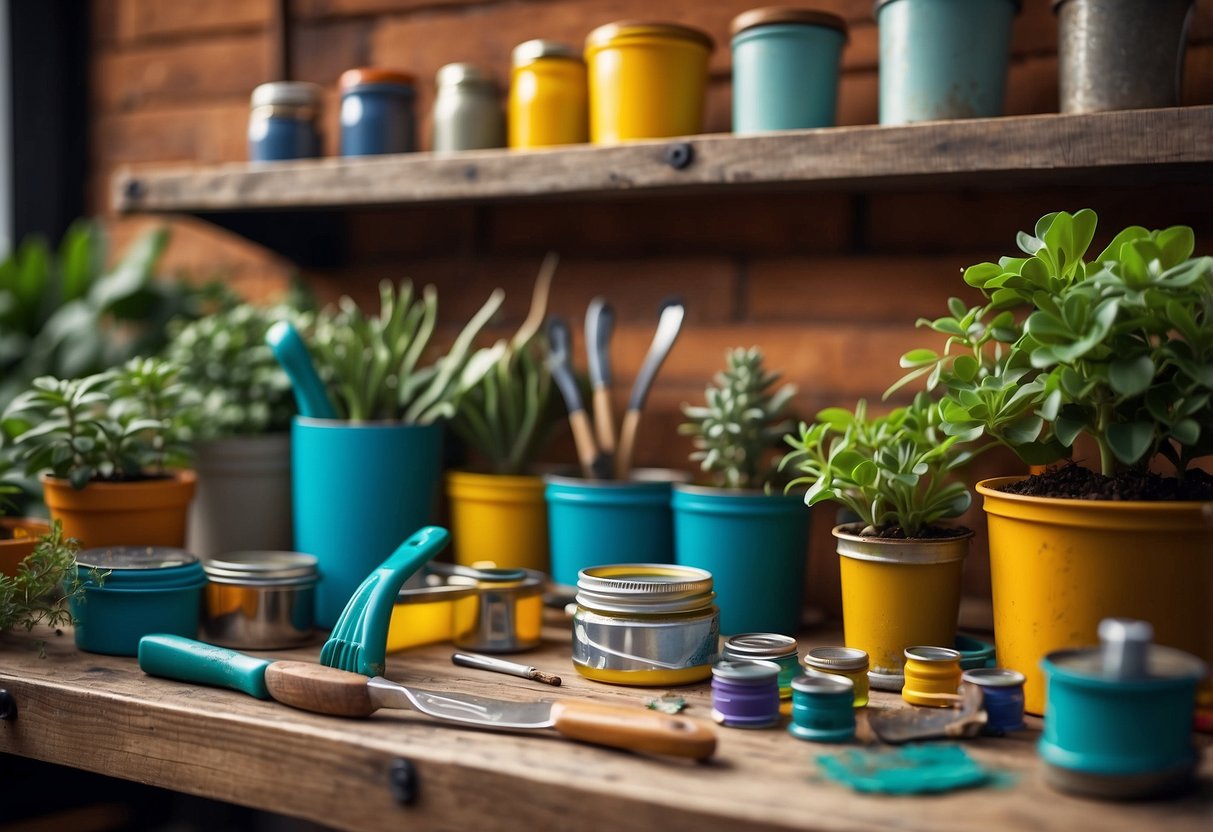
xmin=792 ymin=671 xmax=854 ymax=694
xmin=804 ymin=646 xmax=869 ymax=672
xmin=79 ymin=546 xmax=198 ymax=571
xmin=723 ymin=633 xmax=798 ymax=661
xmin=250 ymin=81 xmax=323 ymax=109
xmin=1044 ymin=645 xmax=1207 ymax=683
xmin=576 ymin=564 xmax=715 ymax=614
xmin=712 ymin=658 xmax=782 ymax=682
xmin=585 ymin=21 xmax=714 ymax=54
xmin=875 ymin=0 xmax=1021 ymax=13
xmin=436 ymin=62 xmax=498 ymax=88
xmin=339 ymin=67 xmax=415 ymax=90
xmin=904 ymin=646 xmax=962 ymax=663
xmin=512 ymin=39 xmax=582 ymax=67
xmin=203 ymin=551 xmax=318 ymax=583
xmin=730 ymin=7 xmax=848 ymax=38
xmin=962 ymin=667 xmax=1026 ymax=688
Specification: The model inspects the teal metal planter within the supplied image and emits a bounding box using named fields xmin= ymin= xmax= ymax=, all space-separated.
xmin=730 ymin=9 xmax=848 ymax=134
xmin=876 ymin=0 xmax=1018 ymax=124
xmin=292 ymin=417 xmax=443 ymax=627
xmin=671 ymin=485 xmax=809 ymax=635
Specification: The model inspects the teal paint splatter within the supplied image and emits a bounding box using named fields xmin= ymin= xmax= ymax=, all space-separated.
xmin=816 ymin=743 xmax=994 ymax=795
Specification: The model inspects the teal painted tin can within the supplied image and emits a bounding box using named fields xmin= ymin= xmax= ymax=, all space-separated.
xmin=730 ymin=8 xmax=848 ymax=134
xmin=71 ymin=547 xmax=207 ymax=656
xmin=671 ymin=485 xmax=808 ymax=635
xmin=875 ymin=0 xmax=1019 ymax=124
xmin=789 ymin=671 xmax=856 ymax=742
xmin=545 ymin=471 xmax=681 ymax=588
xmin=722 ymin=633 xmax=800 ymax=699
xmin=955 ymin=633 xmax=996 ymax=670
xmin=293 ymin=417 xmax=443 ymax=627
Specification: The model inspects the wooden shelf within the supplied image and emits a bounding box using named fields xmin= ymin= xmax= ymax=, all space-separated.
xmin=2 ymin=620 xmax=1210 ymax=832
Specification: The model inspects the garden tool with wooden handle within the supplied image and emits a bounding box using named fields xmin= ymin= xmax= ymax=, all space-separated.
xmin=615 ymin=299 xmax=685 ymax=479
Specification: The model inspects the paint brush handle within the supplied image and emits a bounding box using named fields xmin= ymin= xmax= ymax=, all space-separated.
xmin=452 ymin=652 xmax=562 ymax=686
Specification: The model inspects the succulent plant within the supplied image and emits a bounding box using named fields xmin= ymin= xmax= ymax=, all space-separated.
xmin=680 ymin=347 xmax=796 ymax=490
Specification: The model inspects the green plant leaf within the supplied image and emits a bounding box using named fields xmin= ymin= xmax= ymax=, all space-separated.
xmin=1106 ymin=422 xmax=1155 ymax=465
xmin=1107 ymin=355 xmax=1155 ymax=397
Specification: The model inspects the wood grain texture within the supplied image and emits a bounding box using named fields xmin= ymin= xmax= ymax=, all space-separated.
xmin=264 ymin=661 xmax=378 ymax=717
xmin=548 ymin=700 xmax=717 ymax=760
xmin=1 ymin=621 xmax=1209 ymax=832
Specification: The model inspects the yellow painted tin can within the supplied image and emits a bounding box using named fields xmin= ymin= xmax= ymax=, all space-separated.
xmin=902 ymin=646 xmax=963 ymax=708
xmin=584 ymin=20 xmax=714 ymax=144
xmin=509 ymin=40 xmax=588 ymax=148
xmin=803 ymin=646 xmax=870 ymax=708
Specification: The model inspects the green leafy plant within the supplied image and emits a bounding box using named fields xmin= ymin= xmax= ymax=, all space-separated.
xmin=311 ymin=280 xmax=504 ymax=423
xmin=0 ymin=521 xmax=98 ymax=642
xmin=680 ymin=347 xmax=796 ymax=490
xmin=2 ymin=357 xmax=197 ymax=489
xmin=781 ymin=394 xmax=972 ymax=537
xmin=888 ymin=209 xmax=1213 ymax=478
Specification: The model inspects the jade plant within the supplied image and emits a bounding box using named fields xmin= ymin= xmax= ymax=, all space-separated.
xmin=680 ymin=347 xmax=796 ymax=490
xmin=2 ymin=357 xmax=198 ymax=489
xmin=888 ymin=209 xmax=1213 ymax=481
xmin=781 ymin=393 xmax=972 ymax=537
xmin=310 ymin=280 xmax=503 ymax=423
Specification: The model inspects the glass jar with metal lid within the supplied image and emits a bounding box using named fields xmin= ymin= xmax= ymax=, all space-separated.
xmin=722 ymin=633 xmax=799 ymax=699
xmin=572 ymin=563 xmax=719 ymax=685
xmin=248 ymin=81 xmax=323 ymax=161
xmin=201 ymin=551 xmax=318 ymax=649
xmin=432 ymin=62 xmax=505 ymax=152
xmin=804 ymin=646 xmax=870 ymax=707
xmin=339 ymin=67 xmax=416 ymax=157
xmin=71 ymin=547 xmax=208 ymax=656
xmin=509 ymin=40 xmax=588 ymax=148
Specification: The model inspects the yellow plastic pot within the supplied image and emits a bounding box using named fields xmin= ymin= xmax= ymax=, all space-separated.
xmin=446 ymin=471 xmax=549 ymax=573
xmin=585 ymin=21 xmax=713 ymax=144
xmin=834 ymin=524 xmax=971 ymax=684
xmin=979 ymin=477 xmax=1213 ymax=715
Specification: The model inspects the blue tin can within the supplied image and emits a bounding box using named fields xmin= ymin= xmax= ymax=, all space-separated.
xmin=712 ymin=659 xmax=782 ymax=728
xmin=962 ymin=667 xmax=1025 ymax=733
xmin=339 ymin=68 xmax=417 ymax=157
xmin=789 ymin=671 xmax=856 ymax=742
xmin=248 ymin=82 xmax=322 ymax=162
xmin=875 ymin=0 xmax=1019 ymax=124
xmin=730 ymin=8 xmax=848 ymax=133
xmin=722 ymin=633 xmax=799 ymax=700
xmin=71 ymin=547 xmax=207 ymax=656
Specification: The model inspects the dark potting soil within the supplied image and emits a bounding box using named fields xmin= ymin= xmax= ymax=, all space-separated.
xmin=998 ymin=463 xmax=1213 ymax=502
xmin=866 ymin=525 xmax=973 ymax=540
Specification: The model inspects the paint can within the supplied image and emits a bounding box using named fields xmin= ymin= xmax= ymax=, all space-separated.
xmin=722 ymin=633 xmax=800 ymax=699
xmin=711 ymin=659 xmax=782 ymax=728
xmin=962 ymin=667 xmax=1026 ymax=733
xmin=788 ymin=672 xmax=855 ymax=742
xmin=902 ymin=646 xmax=962 ymax=707
xmin=248 ymin=82 xmax=322 ymax=161
xmin=803 ymin=646 xmax=870 ymax=708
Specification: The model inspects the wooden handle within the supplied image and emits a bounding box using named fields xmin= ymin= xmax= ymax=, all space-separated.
xmin=550 ymin=700 xmax=716 ymax=760
xmin=264 ymin=662 xmax=377 ymax=718
xmin=592 ymin=387 xmax=616 ymax=455
xmin=614 ymin=409 xmax=641 ymax=479
xmin=569 ymin=410 xmax=600 ymax=478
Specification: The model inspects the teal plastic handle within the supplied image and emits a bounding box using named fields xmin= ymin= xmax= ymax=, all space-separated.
xmin=138 ymin=634 xmax=273 ymax=700
xmin=266 ymin=320 xmax=338 ymax=419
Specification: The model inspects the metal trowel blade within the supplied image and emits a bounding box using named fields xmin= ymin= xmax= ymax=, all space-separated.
xmin=869 ymin=683 xmax=987 ymax=744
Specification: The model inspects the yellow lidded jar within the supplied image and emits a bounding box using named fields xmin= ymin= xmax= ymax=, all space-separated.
xmin=803 ymin=646 xmax=870 ymax=708
xmin=573 ymin=564 xmax=719 ymax=685
xmin=584 ymin=20 xmax=714 ymax=144
xmin=902 ymin=645 xmax=963 ymax=708
xmin=509 ymin=40 xmax=588 ymax=148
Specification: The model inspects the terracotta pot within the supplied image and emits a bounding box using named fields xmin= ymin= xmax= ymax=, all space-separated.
xmin=41 ymin=470 xmax=197 ymax=550
xmin=0 ymin=517 xmax=52 ymax=574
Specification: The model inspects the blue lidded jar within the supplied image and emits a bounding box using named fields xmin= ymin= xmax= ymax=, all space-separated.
xmin=339 ymin=68 xmax=417 ymax=157
xmin=72 ymin=547 xmax=207 ymax=656
xmin=962 ymin=667 xmax=1026 ymax=733
xmin=248 ymin=81 xmax=323 ymax=162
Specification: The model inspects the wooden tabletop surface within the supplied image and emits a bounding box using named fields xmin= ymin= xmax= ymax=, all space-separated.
xmin=1 ymin=615 xmax=1210 ymax=832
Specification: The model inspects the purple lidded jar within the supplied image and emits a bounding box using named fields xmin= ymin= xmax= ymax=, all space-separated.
xmin=711 ymin=659 xmax=782 ymax=728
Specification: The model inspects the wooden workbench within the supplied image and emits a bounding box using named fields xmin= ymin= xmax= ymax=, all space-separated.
xmin=1 ymin=616 xmax=1209 ymax=832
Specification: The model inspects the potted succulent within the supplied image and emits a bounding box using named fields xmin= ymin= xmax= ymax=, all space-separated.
xmin=672 ymin=347 xmax=805 ymax=635
xmin=892 ymin=209 xmax=1213 ymax=713
xmin=782 ymin=393 xmax=973 ymax=686
xmin=164 ymin=302 xmax=303 ymax=558
xmin=281 ymin=280 xmax=503 ymax=627
xmin=1 ymin=357 xmax=199 ymax=549
xmin=446 ymin=259 xmax=557 ymax=573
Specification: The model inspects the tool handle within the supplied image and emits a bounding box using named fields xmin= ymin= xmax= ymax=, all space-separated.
xmin=264 ymin=661 xmax=377 ymax=718
xmin=592 ymin=387 xmax=616 ymax=456
xmin=266 ymin=320 xmax=338 ymax=419
xmin=614 ymin=408 xmax=641 ymax=479
xmin=550 ymin=700 xmax=716 ymax=760
xmin=137 ymin=635 xmax=273 ymax=700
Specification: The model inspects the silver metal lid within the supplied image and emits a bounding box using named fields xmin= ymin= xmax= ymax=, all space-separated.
xmin=792 ymin=671 xmax=854 ymax=694
xmin=79 ymin=546 xmax=197 ymax=570
xmin=436 ymin=62 xmax=497 ymax=88
xmin=512 ymin=39 xmax=581 ymax=66
xmin=723 ymin=633 xmax=798 ymax=661
xmin=1047 ymin=645 xmax=1207 ymax=682
xmin=250 ymin=81 xmax=323 ymax=109
xmin=804 ymin=646 xmax=869 ymax=672
xmin=712 ymin=659 xmax=782 ymax=682
xmin=904 ymin=646 xmax=962 ymax=663
xmin=203 ymin=551 xmax=318 ymax=583
xmin=576 ymin=564 xmax=715 ymax=615
xmin=1099 ymin=617 xmax=1154 ymax=679
xmin=961 ymin=667 xmax=1026 ymax=688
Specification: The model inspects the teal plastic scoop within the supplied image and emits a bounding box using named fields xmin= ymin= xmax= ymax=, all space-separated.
xmin=266 ymin=320 xmax=338 ymax=419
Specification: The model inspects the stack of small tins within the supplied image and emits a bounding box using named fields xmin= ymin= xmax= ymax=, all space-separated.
xmin=721 ymin=633 xmax=800 ymax=700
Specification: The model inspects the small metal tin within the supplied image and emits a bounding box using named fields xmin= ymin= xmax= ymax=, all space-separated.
xmin=201 ymin=551 xmax=318 ymax=649
xmin=248 ymin=81 xmax=322 ymax=161
xmin=509 ymin=39 xmax=588 ymax=148
xmin=804 ymin=646 xmax=870 ymax=708
xmin=962 ymin=667 xmax=1026 ymax=733
xmin=711 ymin=659 xmax=782 ymax=728
xmin=339 ymin=67 xmax=417 ymax=157
xmin=71 ymin=547 xmax=208 ymax=656
xmin=955 ymin=633 xmax=997 ymax=670
xmin=448 ymin=566 xmax=545 ymax=653
xmin=788 ymin=672 xmax=856 ymax=742
xmin=902 ymin=646 xmax=963 ymax=708
xmin=432 ymin=63 xmax=505 ymax=152
xmin=722 ymin=633 xmax=799 ymax=700
xmin=572 ymin=564 xmax=719 ymax=686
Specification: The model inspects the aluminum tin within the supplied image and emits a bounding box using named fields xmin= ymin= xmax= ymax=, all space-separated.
xmin=450 ymin=568 xmax=546 ymax=653
xmin=79 ymin=546 xmax=197 ymax=573
xmin=722 ymin=633 xmax=800 ymax=699
xmin=575 ymin=564 xmax=714 ymax=614
xmin=711 ymin=659 xmax=781 ymax=728
xmin=963 ymin=667 xmax=1026 ymax=733
xmin=788 ymin=671 xmax=855 ymax=742
xmin=804 ymin=646 xmax=870 ymax=708
xmin=902 ymin=646 xmax=963 ymax=708
xmin=201 ymin=551 xmax=318 ymax=649
xmin=432 ymin=63 xmax=503 ymax=152
xmin=513 ymin=39 xmax=582 ymax=67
